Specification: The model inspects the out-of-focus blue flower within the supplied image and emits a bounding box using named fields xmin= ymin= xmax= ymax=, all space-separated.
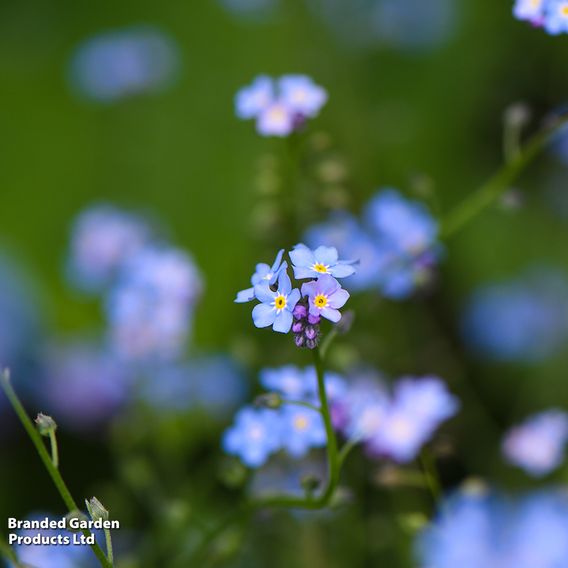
xmin=514 ymin=0 xmax=546 ymax=24
xmin=68 ymin=26 xmax=180 ymax=103
xmin=503 ymin=409 xmax=568 ymax=477
xmin=40 ymin=341 xmax=131 ymax=432
xmin=9 ymin=513 xmax=96 ymax=568
xmin=67 ymin=204 xmax=150 ymax=293
xmin=223 ymin=407 xmax=282 ymax=467
xmin=278 ymin=75 xmax=328 ymax=118
xmin=544 ymin=0 xmax=568 ymax=34
xmin=301 ymin=274 xmax=350 ymax=323
xmin=308 ymin=0 xmax=456 ymax=53
xmin=461 ymin=268 xmax=568 ymax=363
xmin=340 ymin=373 xmax=458 ymax=463
xmin=235 ymin=75 xmax=327 ymax=137
xmin=305 ymin=214 xmax=383 ymax=292
xmin=304 ymin=189 xmax=441 ymax=300
xmin=290 ymin=243 xmax=356 ymax=280
xmin=416 ymin=488 xmax=568 ymax=568
xmin=252 ymin=269 xmax=301 ymax=333
xmin=235 ymin=75 xmax=274 ymax=119
xmin=235 ymin=249 xmax=286 ymax=303
xmin=106 ymin=246 xmax=203 ymax=362
xmin=280 ymin=405 xmax=326 ymax=458
xmin=368 ymin=377 xmax=459 ymax=462
xmin=137 ymin=355 xmax=248 ymax=417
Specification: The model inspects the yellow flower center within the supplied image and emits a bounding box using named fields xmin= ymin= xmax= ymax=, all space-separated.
xmin=312 ymin=263 xmax=329 ymax=274
xmin=294 ymin=416 xmax=309 ymax=430
xmin=274 ymin=294 xmax=287 ymax=310
xmin=562 ymin=4 xmax=568 ymax=15
xmin=268 ymin=106 xmax=287 ymax=123
xmin=314 ymin=294 xmax=328 ymax=309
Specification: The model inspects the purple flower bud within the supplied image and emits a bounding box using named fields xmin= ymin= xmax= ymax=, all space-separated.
xmin=306 ymin=338 xmax=318 ymax=350
xmin=305 ymin=325 xmax=318 ymax=341
xmin=294 ymin=334 xmax=306 ymax=348
xmin=292 ymin=321 xmax=305 ymax=334
xmin=293 ymin=304 xmax=308 ymax=320
xmin=307 ymin=313 xmax=321 ymax=325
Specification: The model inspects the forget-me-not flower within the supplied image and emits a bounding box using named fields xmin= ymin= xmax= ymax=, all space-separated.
xmin=235 ymin=249 xmax=286 ymax=303
xmin=278 ymin=75 xmax=328 ymax=118
xmin=235 ymin=75 xmax=274 ymax=119
xmin=279 ymin=405 xmax=327 ymax=458
xmin=301 ymin=274 xmax=350 ymax=323
xmin=252 ymin=269 xmax=301 ymax=333
xmin=503 ymin=409 xmax=568 ymax=477
xmin=513 ymin=0 xmax=546 ymax=24
xmin=544 ymin=0 xmax=568 ymax=34
xmin=223 ymin=407 xmax=282 ymax=467
xmin=290 ymin=243 xmax=356 ymax=280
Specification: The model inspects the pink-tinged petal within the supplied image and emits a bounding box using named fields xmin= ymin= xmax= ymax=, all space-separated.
xmin=235 ymin=287 xmax=255 ymax=303
xmin=254 ymin=282 xmax=276 ymax=303
xmin=301 ymin=280 xmax=318 ymax=297
xmin=290 ymin=244 xmax=315 ymax=268
xmin=317 ymin=274 xmax=341 ymax=295
xmin=252 ymin=303 xmax=276 ymax=328
xmin=273 ymin=309 xmax=293 ymax=333
xmin=329 ymin=288 xmax=350 ymax=309
xmin=321 ymin=306 xmax=341 ymax=323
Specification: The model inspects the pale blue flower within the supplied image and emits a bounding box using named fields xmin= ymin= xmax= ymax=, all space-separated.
xmin=279 ymin=74 xmax=328 ymax=118
xmin=279 ymin=405 xmax=326 ymax=458
xmin=544 ymin=0 xmax=568 ymax=34
xmin=235 ymin=75 xmax=274 ymax=119
xmin=503 ymin=409 xmax=568 ymax=477
xmin=301 ymin=274 xmax=350 ymax=323
xmin=252 ymin=269 xmax=301 ymax=333
xmin=256 ymin=101 xmax=295 ymax=137
xmin=260 ymin=365 xmax=307 ymax=399
xmin=223 ymin=407 xmax=282 ymax=467
xmin=290 ymin=243 xmax=356 ymax=280
xmin=514 ymin=0 xmax=546 ymax=23
xmin=235 ymin=249 xmax=285 ymax=303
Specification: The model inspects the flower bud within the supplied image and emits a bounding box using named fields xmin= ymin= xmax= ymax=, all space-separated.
xmin=85 ymin=497 xmax=109 ymax=522
xmin=254 ymin=392 xmax=282 ymax=409
xmin=292 ymin=321 xmax=305 ymax=334
xmin=294 ymin=334 xmax=306 ymax=348
xmin=306 ymin=338 xmax=318 ymax=350
xmin=35 ymin=413 xmax=57 ymax=436
xmin=307 ymin=314 xmax=320 ymax=325
xmin=293 ymin=304 xmax=307 ymax=320
xmin=301 ymin=474 xmax=321 ymax=494
xmin=65 ymin=511 xmax=89 ymax=533
xmin=305 ymin=326 xmax=318 ymax=341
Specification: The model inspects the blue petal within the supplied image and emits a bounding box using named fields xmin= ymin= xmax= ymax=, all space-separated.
xmin=254 ymin=282 xmax=276 ymax=303
xmin=251 ymin=263 xmax=271 ymax=285
xmin=290 ymin=244 xmax=315 ymax=268
xmin=293 ymin=266 xmax=316 ymax=280
xmin=314 ymin=245 xmax=338 ymax=266
xmin=235 ymin=287 xmax=255 ymax=303
xmin=288 ymin=288 xmax=301 ymax=309
xmin=329 ymin=263 xmax=356 ymax=278
xmin=273 ymin=309 xmax=293 ymax=333
xmin=271 ymin=249 xmax=285 ymax=272
xmin=277 ymin=268 xmax=292 ymax=294
xmin=321 ymin=306 xmax=341 ymax=323
xmin=252 ymin=303 xmax=277 ymax=328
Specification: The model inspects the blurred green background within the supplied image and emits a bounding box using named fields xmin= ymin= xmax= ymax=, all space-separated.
xmin=2 ymin=0 xmax=568 ymax=566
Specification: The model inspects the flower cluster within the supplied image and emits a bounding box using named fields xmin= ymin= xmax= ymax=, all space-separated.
xmin=67 ymin=204 xmax=203 ymax=363
xmin=503 ymin=409 xmax=568 ymax=477
xmin=513 ymin=0 xmax=568 ymax=34
xmin=223 ymin=365 xmax=345 ymax=467
xmin=68 ymin=26 xmax=180 ymax=103
xmin=417 ymin=487 xmax=568 ymax=567
xmin=235 ymin=75 xmax=328 ymax=137
xmin=306 ymin=188 xmax=441 ymax=299
xmin=235 ymin=245 xmax=354 ymax=346
xmin=337 ymin=373 xmax=459 ymax=462
xmin=461 ymin=267 xmax=568 ymax=363
xmin=223 ymin=365 xmax=458 ymax=468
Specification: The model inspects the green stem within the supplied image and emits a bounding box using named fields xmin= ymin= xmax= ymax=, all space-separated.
xmin=0 ymin=371 xmax=112 ymax=568
xmin=104 ymin=528 xmax=114 ymax=566
xmin=419 ymin=451 xmax=441 ymax=504
xmin=281 ymin=399 xmax=321 ymax=413
xmin=441 ymin=112 xmax=568 ymax=238
xmin=338 ymin=438 xmax=359 ymax=468
xmin=49 ymin=430 xmax=59 ymax=469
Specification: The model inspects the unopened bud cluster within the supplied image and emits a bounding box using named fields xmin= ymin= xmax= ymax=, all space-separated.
xmin=292 ymin=302 xmax=320 ymax=349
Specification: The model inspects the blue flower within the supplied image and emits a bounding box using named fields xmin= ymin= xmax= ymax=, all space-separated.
xmin=68 ymin=27 xmax=180 ymax=104
xmin=416 ymin=488 xmax=568 ymax=568
xmin=503 ymin=409 xmax=568 ymax=477
xmin=235 ymin=75 xmax=274 ymax=119
xmin=369 ymin=377 xmax=459 ymax=462
xmin=544 ymin=0 xmax=568 ymax=34
xmin=290 ymin=243 xmax=356 ymax=280
xmin=257 ymin=101 xmax=296 ymax=137
xmin=279 ymin=405 xmax=326 ymax=458
xmin=235 ymin=249 xmax=286 ymax=303
xmin=223 ymin=407 xmax=282 ymax=467
xmin=278 ymin=74 xmax=328 ymax=118
xmin=301 ymin=274 xmax=350 ymax=323
xmin=514 ymin=0 xmax=546 ymax=24
xmin=252 ymin=269 xmax=301 ymax=333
